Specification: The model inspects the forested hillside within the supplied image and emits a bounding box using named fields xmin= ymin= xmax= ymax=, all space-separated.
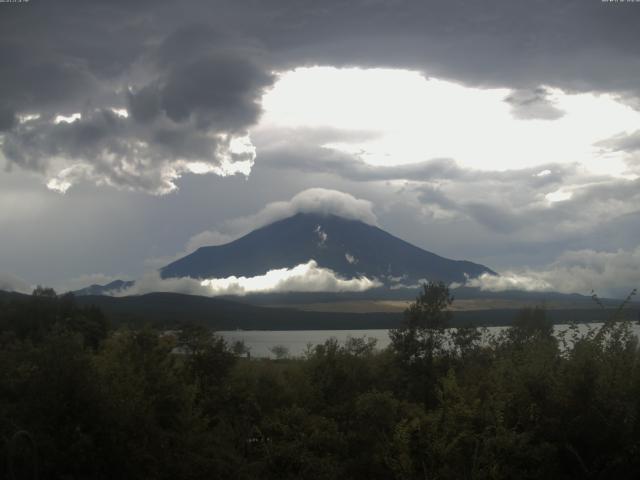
xmin=1 ymin=285 xmax=639 ymax=479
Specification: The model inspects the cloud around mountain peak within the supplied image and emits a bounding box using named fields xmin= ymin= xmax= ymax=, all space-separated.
xmin=184 ymin=188 xmax=378 ymax=252
xmin=258 ymin=188 xmax=378 ymax=226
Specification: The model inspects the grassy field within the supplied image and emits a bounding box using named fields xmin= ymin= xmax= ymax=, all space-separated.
xmin=264 ymin=297 xmax=620 ymax=313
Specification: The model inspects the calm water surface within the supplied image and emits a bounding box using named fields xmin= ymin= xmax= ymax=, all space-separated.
xmin=219 ymin=323 xmax=640 ymax=358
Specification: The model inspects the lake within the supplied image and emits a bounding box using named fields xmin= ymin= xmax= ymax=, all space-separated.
xmin=219 ymin=323 xmax=640 ymax=358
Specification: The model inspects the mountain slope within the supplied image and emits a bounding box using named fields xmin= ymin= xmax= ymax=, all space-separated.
xmin=73 ymin=280 xmax=134 ymax=296
xmin=161 ymin=213 xmax=495 ymax=285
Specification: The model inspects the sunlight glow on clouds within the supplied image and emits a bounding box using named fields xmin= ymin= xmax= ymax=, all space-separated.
xmin=110 ymin=108 xmax=129 ymax=118
xmin=53 ymin=113 xmax=82 ymax=124
xmin=41 ymin=131 xmax=257 ymax=195
xmin=46 ymin=177 xmax=73 ymax=194
xmin=184 ymin=134 xmax=256 ymax=177
xmin=119 ymin=260 xmax=381 ymax=297
xmin=545 ymin=188 xmax=573 ymax=203
xmin=199 ymin=260 xmax=380 ymax=295
xmin=260 ymin=67 xmax=640 ymax=177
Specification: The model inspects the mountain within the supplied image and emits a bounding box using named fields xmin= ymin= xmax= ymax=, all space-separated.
xmin=161 ymin=213 xmax=495 ymax=285
xmin=73 ymin=279 xmax=134 ymax=296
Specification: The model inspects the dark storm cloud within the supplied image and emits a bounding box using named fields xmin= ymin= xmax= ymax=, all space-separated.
xmin=245 ymin=0 xmax=640 ymax=100
xmin=127 ymin=85 xmax=162 ymax=124
xmin=0 ymin=104 xmax=16 ymax=132
xmin=128 ymin=22 xmax=274 ymax=129
xmin=0 ymin=41 xmax=100 ymax=113
xmin=0 ymin=4 xmax=274 ymax=193
xmin=160 ymin=55 xmax=273 ymax=129
xmin=2 ymin=107 xmax=264 ymax=193
xmin=2 ymin=0 xmax=640 ymax=193
xmin=153 ymin=23 xmax=264 ymax=70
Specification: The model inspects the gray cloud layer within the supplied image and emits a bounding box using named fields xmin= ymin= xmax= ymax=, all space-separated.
xmin=466 ymin=247 xmax=640 ymax=298
xmin=1 ymin=0 xmax=639 ymax=297
xmin=504 ymin=88 xmax=565 ymax=120
xmin=2 ymin=0 xmax=640 ymax=193
xmin=0 ymin=272 xmax=30 ymax=294
xmin=1 ymin=13 xmax=274 ymax=193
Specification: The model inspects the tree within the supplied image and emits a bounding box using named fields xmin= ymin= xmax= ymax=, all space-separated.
xmin=32 ymin=285 xmax=57 ymax=298
xmin=389 ymin=281 xmax=453 ymax=363
xmin=231 ymin=339 xmax=251 ymax=358
xmin=389 ymin=281 xmax=454 ymax=407
xmin=178 ymin=324 xmax=236 ymax=398
xmin=270 ymin=344 xmax=290 ymax=360
xmin=507 ymin=306 xmax=554 ymax=345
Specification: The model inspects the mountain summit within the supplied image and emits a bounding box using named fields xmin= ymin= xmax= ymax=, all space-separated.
xmin=161 ymin=213 xmax=495 ymax=286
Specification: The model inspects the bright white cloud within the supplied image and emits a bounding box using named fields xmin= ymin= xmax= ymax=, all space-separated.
xmin=118 ymin=260 xmax=381 ymax=297
xmin=223 ymin=187 xmax=378 ymax=235
xmin=259 ymin=67 xmax=640 ymax=177
xmin=45 ymin=165 xmax=92 ymax=194
xmin=110 ymin=108 xmax=129 ymax=118
xmin=41 ymin=130 xmax=258 ymax=195
xmin=54 ymin=113 xmax=82 ymax=124
xmin=465 ymin=272 xmax=555 ymax=293
xmin=183 ymin=133 xmax=256 ymax=177
xmin=249 ymin=187 xmax=377 ymax=226
xmin=200 ymin=260 xmax=380 ymax=295
xmin=465 ymin=247 xmax=640 ymax=298
xmin=545 ymin=188 xmax=573 ymax=203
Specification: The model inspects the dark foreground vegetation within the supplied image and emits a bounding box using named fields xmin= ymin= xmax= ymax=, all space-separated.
xmin=1 ymin=284 xmax=639 ymax=479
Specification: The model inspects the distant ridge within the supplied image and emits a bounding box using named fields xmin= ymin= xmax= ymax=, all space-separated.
xmin=3 ymin=290 xmax=631 ymax=330
xmin=161 ymin=213 xmax=496 ymax=286
xmin=73 ymin=279 xmax=134 ymax=296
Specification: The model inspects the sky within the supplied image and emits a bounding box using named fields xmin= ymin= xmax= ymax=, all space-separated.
xmin=1 ymin=0 xmax=640 ymax=297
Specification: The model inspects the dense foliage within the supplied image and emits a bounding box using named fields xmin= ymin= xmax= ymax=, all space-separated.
xmin=1 ymin=284 xmax=640 ymax=479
